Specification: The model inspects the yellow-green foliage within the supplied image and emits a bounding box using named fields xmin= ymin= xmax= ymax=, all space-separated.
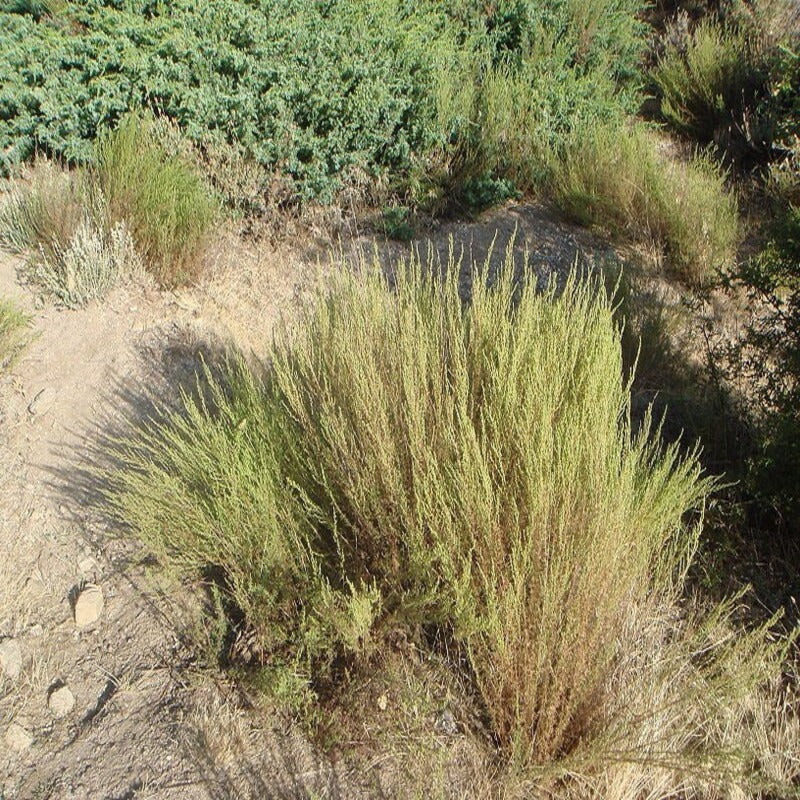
xmin=110 ymin=249 xmax=791 ymax=791
xmin=94 ymin=112 xmax=217 ymax=287
xmin=0 ymin=297 xmax=32 ymax=373
xmin=554 ymin=123 xmax=739 ymax=283
xmin=653 ymin=15 xmax=770 ymax=155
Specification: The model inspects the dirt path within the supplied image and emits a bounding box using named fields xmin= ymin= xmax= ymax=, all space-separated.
xmin=0 ymin=204 xmax=610 ymax=799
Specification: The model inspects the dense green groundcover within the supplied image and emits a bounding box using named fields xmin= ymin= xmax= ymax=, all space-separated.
xmin=0 ymin=0 xmax=646 ymax=202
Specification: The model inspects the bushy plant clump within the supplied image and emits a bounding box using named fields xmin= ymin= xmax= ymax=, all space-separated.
xmin=0 ymin=113 xmax=216 ymax=297
xmin=652 ymin=6 xmax=799 ymax=166
xmin=110 ymin=250 xmax=792 ymax=790
xmin=93 ymin=112 xmax=217 ymax=287
xmin=653 ymin=17 xmax=770 ymax=157
xmin=729 ymin=198 xmax=800 ymax=528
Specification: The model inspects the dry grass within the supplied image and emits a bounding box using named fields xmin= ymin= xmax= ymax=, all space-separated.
xmin=0 ymin=161 xmax=84 ymax=262
xmin=0 ymin=297 xmax=32 ymax=373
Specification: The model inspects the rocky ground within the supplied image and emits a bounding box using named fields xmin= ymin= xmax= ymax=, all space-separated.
xmin=0 ymin=204 xmax=612 ymax=800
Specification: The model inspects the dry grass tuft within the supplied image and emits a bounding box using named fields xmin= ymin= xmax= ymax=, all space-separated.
xmin=0 ymin=297 xmax=32 ymax=373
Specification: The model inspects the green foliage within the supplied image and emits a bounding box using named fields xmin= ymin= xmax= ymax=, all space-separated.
xmin=653 ymin=17 xmax=769 ymax=152
xmin=0 ymin=0 xmax=647 ymax=209
xmin=0 ymin=113 xmax=216 ymax=299
xmin=381 ymin=206 xmax=414 ymax=242
xmin=553 ymin=122 xmax=739 ymax=283
xmin=109 ymin=248 xmax=791 ymax=790
xmin=729 ymin=201 xmax=800 ymax=527
xmin=93 ymin=112 xmax=217 ymax=287
xmin=652 ymin=9 xmax=800 ymax=168
xmin=0 ymin=297 xmax=32 ymax=372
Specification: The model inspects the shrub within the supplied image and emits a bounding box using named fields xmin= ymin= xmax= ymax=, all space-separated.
xmin=554 ymin=122 xmax=739 ymax=283
xmin=109 ymin=248 xmax=792 ymax=791
xmin=653 ymin=18 xmax=770 ymax=155
xmin=93 ymin=112 xmax=217 ymax=287
xmin=727 ymin=200 xmax=800 ymax=529
xmin=0 ymin=297 xmax=31 ymax=372
xmin=28 ymin=216 xmax=141 ymax=308
xmin=0 ymin=0 xmax=647 ymax=210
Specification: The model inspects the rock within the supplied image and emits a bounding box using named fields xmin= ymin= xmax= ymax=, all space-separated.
xmin=77 ymin=557 xmax=98 ymax=576
xmin=27 ymin=387 xmax=55 ymax=416
xmin=434 ymin=708 xmax=458 ymax=737
xmin=28 ymin=624 xmax=44 ymax=638
xmin=0 ymin=638 xmax=22 ymax=680
xmin=74 ymin=584 xmax=104 ymax=627
xmin=4 ymin=723 xmax=33 ymax=753
xmin=48 ymin=685 xmax=75 ymax=718
xmin=376 ymin=692 xmax=388 ymax=712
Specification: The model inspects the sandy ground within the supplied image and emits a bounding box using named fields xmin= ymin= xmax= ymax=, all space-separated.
xmin=0 ymin=204 xmax=611 ymax=800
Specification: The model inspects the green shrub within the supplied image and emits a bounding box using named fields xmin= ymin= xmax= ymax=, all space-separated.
xmin=728 ymin=200 xmax=800 ymax=529
xmin=652 ymin=16 xmax=771 ymax=159
xmin=0 ymin=296 xmax=31 ymax=372
xmin=554 ymin=123 xmax=739 ymax=283
xmin=0 ymin=0 xmax=646 ymax=210
xmin=109 ymin=248 xmax=792 ymax=790
xmin=93 ymin=112 xmax=217 ymax=287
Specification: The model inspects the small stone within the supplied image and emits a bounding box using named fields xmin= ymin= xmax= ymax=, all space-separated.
xmin=376 ymin=692 xmax=388 ymax=712
xmin=74 ymin=584 xmax=104 ymax=627
xmin=27 ymin=387 xmax=55 ymax=416
xmin=434 ymin=708 xmax=458 ymax=737
xmin=77 ymin=557 xmax=98 ymax=576
xmin=5 ymin=723 xmax=33 ymax=753
xmin=28 ymin=624 xmax=44 ymax=638
xmin=0 ymin=638 xmax=22 ymax=680
xmin=48 ymin=685 xmax=75 ymax=718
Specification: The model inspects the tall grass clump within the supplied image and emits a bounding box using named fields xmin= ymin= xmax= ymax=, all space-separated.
xmin=0 ymin=162 xmax=84 ymax=261
xmin=0 ymin=297 xmax=31 ymax=373
xmin=554 ymin=123 xmax=739 ymax=283
xmin=109 ymin=249 xmax=793 ymax=792
xmin=94 ymin=112 xmax=217 ymax=287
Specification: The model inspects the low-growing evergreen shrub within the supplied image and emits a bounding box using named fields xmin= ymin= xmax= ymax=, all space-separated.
xmin=0 ymin=0 xmax=647 ymax=211
xmin=554 ymin=123 xmax=738 ymax=283
xmin=109 ymin=248 xmax=793 ymax=791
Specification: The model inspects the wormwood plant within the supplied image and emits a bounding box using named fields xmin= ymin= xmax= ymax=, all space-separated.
xmin=109 ymin=249 xmax=793 ymax=792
